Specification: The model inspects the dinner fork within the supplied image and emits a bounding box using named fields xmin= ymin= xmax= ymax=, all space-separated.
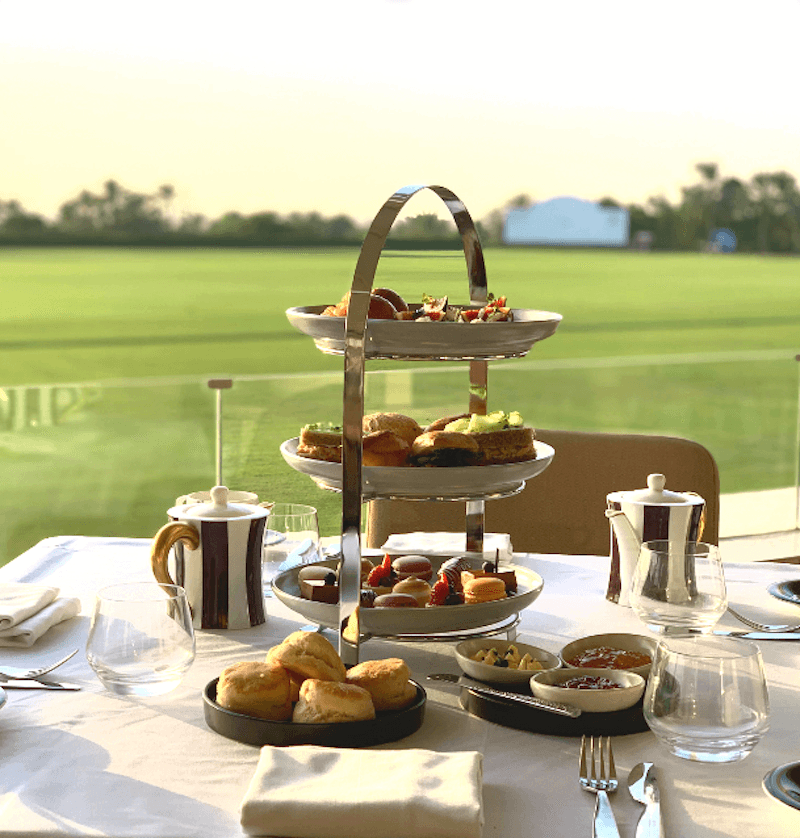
xmin=727 ymin=606 xmax=800 ymax=633
xmin=0 ymin=648 xmax=79 ymax=680
xmin=579 ymin=735 xmax=620 ymax=838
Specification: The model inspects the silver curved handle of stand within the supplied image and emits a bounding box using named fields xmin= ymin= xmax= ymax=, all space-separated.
xmin=339 ymin=185 xmax=489 ymax=664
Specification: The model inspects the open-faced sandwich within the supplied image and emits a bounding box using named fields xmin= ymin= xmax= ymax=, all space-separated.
xmin=420 ymin=410 xmax=536 ymax=465
xmin=296 ymin=422 xmax=343 ymax=463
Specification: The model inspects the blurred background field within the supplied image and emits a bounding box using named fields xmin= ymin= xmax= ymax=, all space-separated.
xmin=1 ymin=246 xmax=798 ymax=563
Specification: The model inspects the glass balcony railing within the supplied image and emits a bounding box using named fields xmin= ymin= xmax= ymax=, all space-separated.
xmin=1 ymin=354 xmax=798 ymax=566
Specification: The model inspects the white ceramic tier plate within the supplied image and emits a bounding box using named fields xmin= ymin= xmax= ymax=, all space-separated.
xmin=285 ymin=305 xmax=563 ymax=360
xmin=280 ymin=438 xmax=555 ymax=501
xmin=272 ymin=557 xmax=544 ymax=637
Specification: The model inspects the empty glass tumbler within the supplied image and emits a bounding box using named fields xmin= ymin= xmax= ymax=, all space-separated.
xmin=263 ymin=503 xmax=320 ymax=596
xmin=644 ymin=635 xmax=770 ymax=763
xmin=630 ymin=540 xmax=727 ymax=632
xmin=86 ymin=582 xmax=195 ymax=697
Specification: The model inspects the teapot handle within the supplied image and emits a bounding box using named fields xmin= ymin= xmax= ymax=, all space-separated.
xmin=150 ymin=522 xmax=200 ymax=589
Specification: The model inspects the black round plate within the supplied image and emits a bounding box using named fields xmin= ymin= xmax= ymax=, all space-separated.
xmin=768 ymin=580 xmax=800 ymax=605
xmin=459 ymin=687 xmax=648 ymax=737
xmin=763 ymin=762 xmax=800 ymax=810
xmin=203 ymin=678 xmax=426 ymax=747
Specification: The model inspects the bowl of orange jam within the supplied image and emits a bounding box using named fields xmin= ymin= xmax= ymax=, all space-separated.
xmin=558 ymin=633 xmax=656 ymax=681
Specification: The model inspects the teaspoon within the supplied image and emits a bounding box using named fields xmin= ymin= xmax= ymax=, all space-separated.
xmin=628 ymin=762 xmax=664 ymax=838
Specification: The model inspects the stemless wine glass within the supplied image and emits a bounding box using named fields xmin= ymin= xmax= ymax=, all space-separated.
xmin=629 ymin=540 xmax=727 ymax=632
xmin=644 ymin=635 xmax=770 ymax=763
xmin=86 ymin=582 xmax=195 ymax=697
xmin=263 ymin=503 xmax=321 ymax=596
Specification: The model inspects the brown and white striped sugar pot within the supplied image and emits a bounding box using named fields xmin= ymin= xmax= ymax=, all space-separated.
xmin=605 ymin=473 xmax=705 ymax=607
xmin=151 ymin=485 xmax=268 ymax=629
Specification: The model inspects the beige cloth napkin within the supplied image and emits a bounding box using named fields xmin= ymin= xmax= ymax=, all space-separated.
xmin=382 ymin=531 xmax=513 ymax=561
xmin=240 ymin=746 xmax=483 ymax=838
xmin=0 ymin=583 xmax=60 ymax=630
xmin=0 ymin=584 xmax=80 ymax=647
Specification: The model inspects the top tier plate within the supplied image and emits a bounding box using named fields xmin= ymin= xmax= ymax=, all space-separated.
xmin=285 ymin=305 xmax=563 ymax=360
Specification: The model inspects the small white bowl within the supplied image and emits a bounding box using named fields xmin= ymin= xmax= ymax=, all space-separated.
xmin=455 ymin=639 xmax=561 ymax=686
xmin=559 ymin=633 xmax=657 ymax=680
xmin=531 ymin=667 xmax=645 ymax=713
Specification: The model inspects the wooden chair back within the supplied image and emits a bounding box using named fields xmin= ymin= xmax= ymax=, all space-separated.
xmin=365 ymin=428 xmax=720 ymax=556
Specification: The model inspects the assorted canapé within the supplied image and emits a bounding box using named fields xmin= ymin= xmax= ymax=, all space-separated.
xmin=298 ymin=553 xmax=518 ymax=609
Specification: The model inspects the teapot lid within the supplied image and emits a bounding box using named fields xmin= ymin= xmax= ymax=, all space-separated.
xmin=179 ymin=486 xmax=263 ymax=519
xmin=617 ymin=474 xmax=700 ymax=505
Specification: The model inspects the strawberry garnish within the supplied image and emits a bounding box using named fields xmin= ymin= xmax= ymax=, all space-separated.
xmin=429 ymin=578 xmax=450 ymax=606
xmin=367 ymin=566 xmax=390 ymax=587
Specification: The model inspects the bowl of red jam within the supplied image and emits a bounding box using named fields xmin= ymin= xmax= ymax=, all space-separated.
xmin=530 ymin=667 xmax=646 ymax=713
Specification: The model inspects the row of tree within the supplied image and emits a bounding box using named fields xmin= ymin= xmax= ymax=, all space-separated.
xmin=625 ymin=163 xmax=800 ymax=253
xmin=2 ymin=165 xmax=799 ymax=252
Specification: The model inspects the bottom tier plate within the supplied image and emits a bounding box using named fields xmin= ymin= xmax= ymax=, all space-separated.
xmin=272 ymin=556 xmax=544 ymax=637
xmin=203 ymin=678 xmax=426 ymax=747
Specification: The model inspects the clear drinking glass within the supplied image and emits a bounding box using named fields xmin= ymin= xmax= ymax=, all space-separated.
xmin=86 ymin=582 xmax=195 ymax=697
xmin=644 ymin=635 xmax=770 ymax=763
xmin=629 ymin=540 xmax=727 ymax=632
xmin=263 ymin=503 xmax=320 ymax=596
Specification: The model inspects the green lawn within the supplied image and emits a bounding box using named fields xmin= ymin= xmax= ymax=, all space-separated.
xmin=0 ymin=247 xmax=798 ymax=563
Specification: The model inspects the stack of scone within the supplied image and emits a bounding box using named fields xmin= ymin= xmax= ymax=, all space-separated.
xmin=215 ymin=630 xmax=417 ymax=724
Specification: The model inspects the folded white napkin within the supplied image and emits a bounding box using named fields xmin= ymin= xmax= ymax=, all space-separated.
xmin=240 ymin=746 xmax=484 ymax=838
xmin=381 ymin=531 xmax=513 ymax=561
xmin=0 ymin=583 xmax=60 ymax=630
xmin=0 ymin=593 xmax=81 ymax=648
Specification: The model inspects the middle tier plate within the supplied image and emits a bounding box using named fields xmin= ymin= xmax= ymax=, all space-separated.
xmin=272 ymin=556 xmax=544 ymax=636
xmin=280 ymin=438 xmax=555 ymax=501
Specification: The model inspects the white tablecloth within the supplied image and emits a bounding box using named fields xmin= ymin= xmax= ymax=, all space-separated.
xmin=1 ymin=535 xmax=800 ymax=837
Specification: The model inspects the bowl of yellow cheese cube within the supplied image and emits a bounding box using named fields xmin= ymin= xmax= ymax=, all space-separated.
xmin=455 ymin=639 xmax=561 ymax=687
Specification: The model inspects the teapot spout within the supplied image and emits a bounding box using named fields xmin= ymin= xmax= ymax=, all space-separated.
xmin=605 ymin=508 xmax=642 ymax=554
xmin=605 ymin=508 xmax=642 ymax=606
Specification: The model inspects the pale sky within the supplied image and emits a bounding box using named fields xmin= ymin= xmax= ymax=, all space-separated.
xmin=2 ymin=0 xmax=799 ymax=225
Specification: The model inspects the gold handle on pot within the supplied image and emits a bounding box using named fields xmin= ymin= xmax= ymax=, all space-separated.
xmin=150 ymin=522 xmax=200 ymax=589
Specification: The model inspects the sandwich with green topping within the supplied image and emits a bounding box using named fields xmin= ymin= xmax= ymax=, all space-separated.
xmin=423 ymin=411 xmax=536 ymax=465
xmin=297 ymin=422 xmax=343 ymax=462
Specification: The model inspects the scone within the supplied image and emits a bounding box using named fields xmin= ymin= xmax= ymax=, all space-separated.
xmin=362 ymin=412 xmax=422 ymax=446
xmin=265 ymin=646 xmax=305 ymax=701
xmin=216 ymin=661 xmax=293 ymax=721
xmin=345 ymin=658 xmax=417 ymax=711
xmin=292 ymin=679 xmax=376 ymax=723
xmin=362 ymin=430 xmax=412 ymax=467
xmin=268 ymin=630 xmax=347 ymax=682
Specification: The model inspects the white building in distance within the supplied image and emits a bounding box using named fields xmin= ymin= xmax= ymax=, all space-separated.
xmin=503 ymin=196 xmax=629 ymax=247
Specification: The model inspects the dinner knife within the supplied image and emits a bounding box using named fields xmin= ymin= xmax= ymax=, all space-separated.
xmin=427 ymin=673 xmax=581 ymax=717
xmin=706 ymin=630 xmax=800 ymax=641
xmin=0 ymin=679 xmax=81 ymax=690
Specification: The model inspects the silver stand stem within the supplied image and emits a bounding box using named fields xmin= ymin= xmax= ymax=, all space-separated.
xmin=339 ymin=185 xmax=489 ymax=665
